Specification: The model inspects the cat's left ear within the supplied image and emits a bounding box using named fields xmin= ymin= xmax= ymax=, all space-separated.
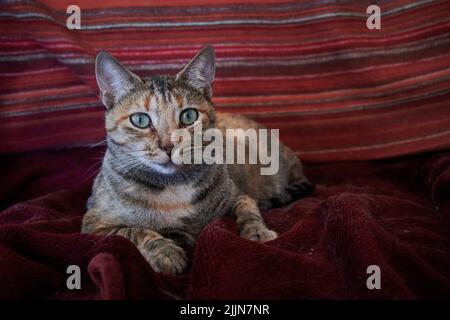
xmin=95 ymin=51 xmax=143 ymax=109
xmin=176 ymin=46 xmax=215 ymax=99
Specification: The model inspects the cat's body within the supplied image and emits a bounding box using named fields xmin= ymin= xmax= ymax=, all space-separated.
xmin=82 ymin=47 xmax=313 ymax=274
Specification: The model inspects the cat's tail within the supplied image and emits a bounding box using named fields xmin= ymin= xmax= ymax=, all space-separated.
xmin=261 ymin=148 xmax=314 ymax=210
xmin=286 ymin=156 xmax=315 ymax=199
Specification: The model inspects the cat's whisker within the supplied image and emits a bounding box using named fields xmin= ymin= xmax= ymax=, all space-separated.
xmin=111 ymin=158 xmax=142 ymax=172
xmin=88 ymin=139 xmax=107 ymax=149
xmin=86 ymin=159 xmax=104 ymax=176
xmin=115 ymin=159 xmax=141 ymax=170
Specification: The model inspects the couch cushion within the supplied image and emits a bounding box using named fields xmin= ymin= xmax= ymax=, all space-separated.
xmin=1 ymin=0 xmax=450 ymax=161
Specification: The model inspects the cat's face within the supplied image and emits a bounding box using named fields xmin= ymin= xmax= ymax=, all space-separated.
xmin=95 ymin=47 xmax=216 ymax=175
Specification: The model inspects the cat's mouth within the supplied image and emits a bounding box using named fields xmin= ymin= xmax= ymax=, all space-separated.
xmin=147 ymin=158 xmax=180 ymax=175
xmin=160 ymin=159 xmax=177 ymax=168
xmin=147 ymin=162 xmax=178 ymax=175
xmin=134 ymin=153 xmax=180 ymax=174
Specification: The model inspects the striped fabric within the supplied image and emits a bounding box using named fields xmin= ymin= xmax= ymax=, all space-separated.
xmin=1 ymin=0 xmax=450 ymax=161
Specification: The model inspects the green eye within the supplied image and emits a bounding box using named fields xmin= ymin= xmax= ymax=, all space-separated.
xmin=180 ymin=108 xmax=199 ymax=126
xmin=130 ymin=113 xmax=151 ymax=128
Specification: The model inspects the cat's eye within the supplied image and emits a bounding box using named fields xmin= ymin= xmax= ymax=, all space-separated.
xmin=180 ymin=108 xmax=199 ymax=126
xmin=130 ymin=113 xmax=151 ymax=128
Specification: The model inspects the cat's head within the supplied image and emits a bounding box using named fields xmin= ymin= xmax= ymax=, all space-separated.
xmin=95 ymin=47 xmax=216 ymax=175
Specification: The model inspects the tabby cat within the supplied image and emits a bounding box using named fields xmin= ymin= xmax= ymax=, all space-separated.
xmin=82 ymin=47 xmax=313 ymax=274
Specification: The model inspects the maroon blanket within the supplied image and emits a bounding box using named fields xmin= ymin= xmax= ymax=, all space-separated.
xmin=0 ymin=147 xmax=449 ymax=299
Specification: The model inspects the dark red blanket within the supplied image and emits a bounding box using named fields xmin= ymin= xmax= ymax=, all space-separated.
xmin=0 ymin=147 xmax=449 ymax=299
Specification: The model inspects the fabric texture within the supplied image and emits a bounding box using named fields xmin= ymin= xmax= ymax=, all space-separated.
xmin=0 ymin=146 xmax=449 ymax=299
xmin=1 ymin=0 xmax=450 ymax=160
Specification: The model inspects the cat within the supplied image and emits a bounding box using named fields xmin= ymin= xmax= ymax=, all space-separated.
xmin=82 ymin=47 xmax=314 ymax=275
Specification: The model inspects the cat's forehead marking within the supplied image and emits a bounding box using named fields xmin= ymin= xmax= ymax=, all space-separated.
xmin=150 ymin=76 xmax=173 ymax=104
xmin=149 ymin=94 xmax=160 ymax=124
xmin=173 ymin=92 xmax=184 ymax=109
xmin=143 ymin=94 xmax=151 ymax=112
xmin=152 ymin=76 xmax=167 ymax=94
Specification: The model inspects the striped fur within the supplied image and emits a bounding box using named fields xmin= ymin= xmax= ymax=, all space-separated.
xmin=82 ymin=47 xmax=312 ymax=274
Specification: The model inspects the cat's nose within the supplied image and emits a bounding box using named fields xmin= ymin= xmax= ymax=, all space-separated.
xmin=161 ymin=145 xmax=173 ymax=156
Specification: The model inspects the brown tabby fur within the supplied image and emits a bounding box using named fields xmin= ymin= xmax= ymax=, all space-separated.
xmin=82 ymin=47 xmax=313 ymax=274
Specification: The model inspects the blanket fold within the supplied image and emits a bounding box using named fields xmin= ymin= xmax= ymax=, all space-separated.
xmin=0 ymin=147 xmax=449 ymax=299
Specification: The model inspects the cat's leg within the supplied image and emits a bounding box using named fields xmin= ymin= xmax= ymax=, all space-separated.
xmin=232 ymin=195 xmax=277 ymax=243
xmin=82 ymin=209 xmax=187 ymax=275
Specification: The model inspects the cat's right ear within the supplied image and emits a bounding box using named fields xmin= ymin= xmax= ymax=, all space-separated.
xmin=95 ymin=52 xmax=142 ymax=109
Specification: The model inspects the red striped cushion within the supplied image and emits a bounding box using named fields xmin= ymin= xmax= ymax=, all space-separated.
xmin=1 ymin=0 xmax=450 ymax=161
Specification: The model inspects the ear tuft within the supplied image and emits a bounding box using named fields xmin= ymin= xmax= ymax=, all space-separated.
xmin=176 ymin=46 xmax=215 ymax=98
xmin=95 ymin=51 xmax=142 ymax=109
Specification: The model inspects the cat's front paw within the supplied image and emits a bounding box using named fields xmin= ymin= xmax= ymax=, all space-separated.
xmin=141 ymin=238 xmax=188 ymax=275
xmin=240 ymin=223 xmax=278 ymax=243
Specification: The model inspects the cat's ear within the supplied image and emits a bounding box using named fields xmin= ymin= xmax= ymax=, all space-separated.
xmin=176 ymin=46 xmax=215 ymax=99
xmin=95 ymin=51 xmax=142 ymax=109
